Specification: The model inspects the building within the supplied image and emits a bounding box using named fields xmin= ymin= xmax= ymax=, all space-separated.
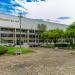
xmin=0 ymin=13 xmax=68 ymax=46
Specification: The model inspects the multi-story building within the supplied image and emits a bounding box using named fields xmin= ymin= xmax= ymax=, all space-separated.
xmin=0 ymin=13 xmax=68 ymax=46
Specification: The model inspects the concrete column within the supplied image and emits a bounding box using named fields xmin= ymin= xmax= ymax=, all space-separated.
xmin=0 ymin=27 xmax=1 ymax=44
xmin=27 ymin=30 xmax=29 ymax=45
xmin=38 ymin=34 xmax=39 ymax=45
xmin=34 ymin=30 xmax=36 ymax=44
xmin=25 ymin=30 xmax=27 ymax=43
xmin=73 ymin=38 xmax=74 ymax=44
xmin=24 ymin=33 xmax=26 ymax=43
xmin=13 ymin=28 xmax=16 ymax=45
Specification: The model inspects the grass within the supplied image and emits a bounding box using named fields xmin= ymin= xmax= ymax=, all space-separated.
xmin=70 ymin=51 xmax=75 ymax=55
xmin=6 ymin=47 xmax=33 ymax=55
xmin=0 ymin=46 xmax=8 ymax=55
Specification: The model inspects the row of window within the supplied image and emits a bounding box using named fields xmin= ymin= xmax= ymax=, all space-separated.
xmin=1 ymin=28 xmax=39 ymax=33
xmin=1 ymin=40 xmax=40 ymax=43
xmin=1 ymin=34 xmax=38 ymax=37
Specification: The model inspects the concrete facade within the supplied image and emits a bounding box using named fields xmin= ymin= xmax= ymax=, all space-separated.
xmin=0 ymin=13 xmax=68 ymax=46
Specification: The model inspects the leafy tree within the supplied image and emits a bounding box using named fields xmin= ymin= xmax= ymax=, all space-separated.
xmin=41 ymin=31 xmax=49 ymax=39
xmin=41 ymin=28 xmax=64 ymax=44
xmin=65 ymin=22 xmax=75 ymax=44
xmin=48 ymin=29 xmax=64 ymax=44
xmin=48 ymin=29 xmax=64 ymax=39
xmin=39 ymin=22 xmax=75 ymax=47
xmin=67 ymin=22 xmax=75 ymax=31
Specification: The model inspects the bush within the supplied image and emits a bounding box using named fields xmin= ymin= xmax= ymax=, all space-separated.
xmin=45 ymin=43 xmax=75 ymax=49
xmin=46 ymin=44 xmax=55 ymax=48
xmin=55 ymin=44 xmax=70 ymax=48
xmin=71 ymin=44 xmax=75 ymax=49
xmin=0 ymin=46 xmax=8 ymax=55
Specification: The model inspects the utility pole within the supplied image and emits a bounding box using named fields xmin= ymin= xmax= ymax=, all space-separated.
xmin=19 ymin=13 xmax=22 ymax=48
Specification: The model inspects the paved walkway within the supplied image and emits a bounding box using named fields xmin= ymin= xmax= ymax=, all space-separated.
xmin=0 ymin=48 xmax=75 ymax=75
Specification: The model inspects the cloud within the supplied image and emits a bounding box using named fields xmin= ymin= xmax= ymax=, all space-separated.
xmin=26 ymin=0 xmax=46 ymax=2
xmin=0 ymin=0 xmax=28 ymax=15
xmin=0 ymin=0 xmax=75 ymax=24
xmin=58 ymin=17 xmax=70 ymax=20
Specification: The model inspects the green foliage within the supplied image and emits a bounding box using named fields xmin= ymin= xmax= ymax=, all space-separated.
xmin=7 ymin=47 xmax=32 ymax=55
xmin=46 ymin=44 xmax=55 ymax=48
xmin=70 ymin=44 xmax=75 ymax=49
xmin=49 ymin=29 xmax=64 ymax=39
xmin=67 ymin=22 xmax=75 ymax=31
xmin=41 ymin=32 xmax=49 ymax=39
xmin=41 ymin=22 xmax=75 ymax=40
xmin=0 ymin=46 xmax=8 ymax=55
xmin=42 ymin=29 xmax=64 ymax=40
xmin=41 ymin=23 xmax=75 ymax=48
xmin=65 ymin=22 xmax=75 ymax=38
xmin=63 ymin=22 xmax=75 ymax=46
xmin=46 ymin=43 xmax=75 ymax=49
xmin=55 ymin=44 xmax=70 ymax=48
xmin=41 ymin=29 xmax=64 ymax=45
xmin=0 ymin=46 xmax=33 ymax=55
xmin=65 ymin=30 xmax=75 ymax=38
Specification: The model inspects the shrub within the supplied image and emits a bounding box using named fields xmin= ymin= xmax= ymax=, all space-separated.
xmin=55 ymin=44 xmax=70 ymax=48
xmin=0 ymin=46 xmax=8 ymax=55
xmin=46 ymin=44 xmax=55 ymax=48
xmin=71 ymin=44 xmax=75 ymax=49
xmin=54 ymin=43 xmax=75 ymax=49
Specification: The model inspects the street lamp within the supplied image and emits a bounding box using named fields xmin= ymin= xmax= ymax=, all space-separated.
xmin=18 ymin=10 xmax=28 ymax=48
xmin=18 ymin=13 xmax=22 ymax=48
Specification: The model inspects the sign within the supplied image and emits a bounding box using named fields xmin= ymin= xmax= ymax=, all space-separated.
xmin=0 ymin=18 xmax=19 ymax=23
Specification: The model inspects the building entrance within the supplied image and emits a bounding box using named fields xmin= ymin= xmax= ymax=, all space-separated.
xmin=16 ymin=40 xmax=23 ymax=45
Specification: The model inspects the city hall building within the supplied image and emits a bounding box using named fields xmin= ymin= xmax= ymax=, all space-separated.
xmin=0 ymin=13 xmax=68 ymax=46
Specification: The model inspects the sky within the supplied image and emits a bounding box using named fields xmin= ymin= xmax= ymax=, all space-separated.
xmin=0 ymin=0 xmax=75 ymax=25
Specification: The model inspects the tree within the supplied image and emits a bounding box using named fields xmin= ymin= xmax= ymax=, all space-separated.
xmin=67 ymin=22 xmax=75 ymax=31
xmin=65 ymin=22 xmax=75 ymax=44
xmin=41 ymin=28 xmax=64 ymax=44
xmin=48 ymin=29 xmax=64 ymax=44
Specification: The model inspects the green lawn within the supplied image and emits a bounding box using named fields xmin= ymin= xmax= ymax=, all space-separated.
xmin=7 ymin=47 xmax=33 ymax=55
xmin=0 ymin=45 xmax=33 ymax=55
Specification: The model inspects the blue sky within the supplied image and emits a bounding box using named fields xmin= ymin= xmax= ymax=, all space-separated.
xmin=0 ymin=0 xmax=27 ymax=14
xmin=0 ymin=0 xmax=75 ymax=25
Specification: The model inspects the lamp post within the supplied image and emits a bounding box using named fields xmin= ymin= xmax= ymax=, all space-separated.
xmin=18 ymin=13 xmax=22 ymax=48
xmin=18 ymin=10 xmax=27 ymax=48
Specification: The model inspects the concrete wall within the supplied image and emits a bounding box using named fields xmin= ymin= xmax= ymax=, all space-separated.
xmin=0 ymin=13 xmax=68 ymax=30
